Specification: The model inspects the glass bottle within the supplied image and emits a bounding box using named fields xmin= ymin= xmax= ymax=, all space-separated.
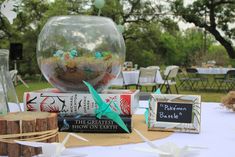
xmin=0 ymin=49 xmax=20 ymax=115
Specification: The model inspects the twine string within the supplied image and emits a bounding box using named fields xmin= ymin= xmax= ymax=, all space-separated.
xmin=0 ymin=128 xmax=58 ymax=144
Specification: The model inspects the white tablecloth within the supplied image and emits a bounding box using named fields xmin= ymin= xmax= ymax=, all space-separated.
xmin=122 ymin=70 xmax=139 ymax=85
xmin=67 ymin=101 xmax=235 ymax=157
xmin=196 ymin=67 xmax=235 ymax=74
xmin=5 ymin=101 xmax=235 ymax=157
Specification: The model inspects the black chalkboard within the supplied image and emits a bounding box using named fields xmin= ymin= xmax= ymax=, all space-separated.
xmin=156 ymin=102 xmax=193 ymax=123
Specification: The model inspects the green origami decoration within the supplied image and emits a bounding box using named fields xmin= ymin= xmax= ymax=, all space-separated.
xmin=83 ymin=81 xmax=130 ymax=133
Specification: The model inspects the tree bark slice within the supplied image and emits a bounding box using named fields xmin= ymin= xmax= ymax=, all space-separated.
xmin=0 ymin=119 xmax=7 ymax=155
xmin=35 ymin=117 xmax=48 ymax=154
xmin=47 ymin=114 xmax=58 ymax=143
xmin=0 ymin=112 xmax=58 ymax=157
xmin=21 ymin=120 xmax=36 ymax=157
xmin=7 ymin=120 xmax=21 ymax=157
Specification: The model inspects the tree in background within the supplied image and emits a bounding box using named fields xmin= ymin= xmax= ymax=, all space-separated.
xmin=0 ymin=0 xmax=233 ymax=78
xmin=1 ymin=0 xmax=174 ymax=73
xmin=206 ymin=45 xmax=230 ymax=66
xmin=171 ymin=0 xmax=235 ymax=59
xmin=125 ymin=22 xmax=163 ymax=67
xmin=0 ymin=0 xmax=50 ymax=76
xmin=97 ymin=0 xmax=186 ymax=66
xmin=180 ymin=28 xmax=214 ymax=66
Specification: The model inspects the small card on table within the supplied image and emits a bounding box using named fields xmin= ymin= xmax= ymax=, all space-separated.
xmin=148 ymin=94 xmax=201 ymax=133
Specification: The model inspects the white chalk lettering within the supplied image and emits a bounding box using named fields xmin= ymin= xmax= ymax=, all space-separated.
xmin=159 ymin=112 xmax=179 ymax=119
xmin=163 ymin=104 xmax=187 ymax=111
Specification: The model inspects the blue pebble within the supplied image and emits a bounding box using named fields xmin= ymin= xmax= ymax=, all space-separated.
xmin=95 ymin=51 xmax=103 ymax=59
xmin=69 ymin=49 xmax=78 ymax=59
xmin=53 ymin=50 xmax=64 ymax=58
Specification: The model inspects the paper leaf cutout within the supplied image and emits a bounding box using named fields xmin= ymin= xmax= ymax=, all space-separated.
xmin=0 ymin=0 xmax=17 ymax=24
xmin=134 ymin=128 xmax=206 ymax=157
xmin=15 ymin=133 xmax=88 ymax=157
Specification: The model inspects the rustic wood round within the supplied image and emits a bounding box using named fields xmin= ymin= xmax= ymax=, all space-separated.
xmin=0 ymin=112 xmax=58 ymax=157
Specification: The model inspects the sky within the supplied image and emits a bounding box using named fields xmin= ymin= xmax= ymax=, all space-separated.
xmin=179 ymin=0 xmax=195 ymax=30
xmin=178 ymin=21 xmax=195 ymax=30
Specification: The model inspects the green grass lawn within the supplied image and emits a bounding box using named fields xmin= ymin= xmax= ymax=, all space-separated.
xmin=180 ymin=90 xmax=225 ymax=102
xmin=15 ymin=81 xmax=227 ymax=103
xmin=16 ymin=81 xmax=52 ymax=102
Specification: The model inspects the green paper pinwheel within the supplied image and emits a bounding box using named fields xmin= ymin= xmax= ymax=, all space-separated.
xmin=83 ymin=81 xmax=130 ymax=133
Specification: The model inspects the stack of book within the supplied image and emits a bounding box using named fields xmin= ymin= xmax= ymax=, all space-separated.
xmin=23 ymin=89 xmax=139 ymax=133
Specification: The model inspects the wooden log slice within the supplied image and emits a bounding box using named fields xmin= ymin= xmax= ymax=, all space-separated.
xmin=0 ymin=112 xmax=58 ymax=157
xmin=35 ymin=117 xmax=48 ymax=154
xmin=7 ymin=120 xmax=20 ymax=157
xmin=21 ymin=120 xmax=36 ymax=157
xmin=47 ymin=114 xmax=58 ymax=143
xmin=0 ymin=119 xmax=7 ymax=155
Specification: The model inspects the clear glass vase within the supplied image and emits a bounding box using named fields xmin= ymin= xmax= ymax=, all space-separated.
xmin=37 ymin=15 xmax=126 ymax=92
xmin=0 ymin=49 xmax=20 ymax=115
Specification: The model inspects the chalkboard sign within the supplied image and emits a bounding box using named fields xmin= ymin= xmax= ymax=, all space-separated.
xmin=148 ymin=94 xmax=201 ymax=133
xmin=156 ymin=102 xmax=193 ymax=123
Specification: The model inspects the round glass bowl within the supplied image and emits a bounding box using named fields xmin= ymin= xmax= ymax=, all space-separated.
xmin=37 ymin=16 xmax=125 ymax=92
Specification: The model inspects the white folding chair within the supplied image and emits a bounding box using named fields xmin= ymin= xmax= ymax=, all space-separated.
xmin=147 ymin=66 xmax=160 ymax=70
xmin=158 ymin=65 xmax=179 ymax=94
xmin=137 ymin=67 xmax=158 ymax=92
xmin=10 ymin=69 xmax=29 ymax=88
xmin=10 ymin=70 xmax=17 ymax=81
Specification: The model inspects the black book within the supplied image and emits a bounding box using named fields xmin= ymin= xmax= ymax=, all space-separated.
xmin=58 ymin=115 xmax=132 ymax=133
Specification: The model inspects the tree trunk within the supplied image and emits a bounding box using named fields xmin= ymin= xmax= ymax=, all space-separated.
xmin=207 ymin=27 xmax=235 ymax=59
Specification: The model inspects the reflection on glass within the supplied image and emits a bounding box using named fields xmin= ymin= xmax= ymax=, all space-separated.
xmin=0 ymin=49 xmax=20 ymax=115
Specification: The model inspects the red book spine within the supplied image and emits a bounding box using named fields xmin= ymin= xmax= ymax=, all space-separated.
xmin=24 ymin=90 xmax=139 ymax=115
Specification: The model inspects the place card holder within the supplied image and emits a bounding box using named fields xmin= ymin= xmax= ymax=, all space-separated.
xmin=148 ymin=94 xmax=201 ymax=134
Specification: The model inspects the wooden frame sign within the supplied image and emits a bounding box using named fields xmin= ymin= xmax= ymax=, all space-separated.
xmin=148 ymin=94 xmax=201 ymax=133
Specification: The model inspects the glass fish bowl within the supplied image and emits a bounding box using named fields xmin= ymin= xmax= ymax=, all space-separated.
xmin=37 ymin=16 xmax=125 ymax=92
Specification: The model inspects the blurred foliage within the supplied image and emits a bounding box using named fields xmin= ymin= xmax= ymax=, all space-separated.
xmin=171 ymin=0 xmax=235 ymax=59
xmin=0 ymin=0 xmax=234 ymax=79
xmin=206 ymin=45 xmax=230 ymax=67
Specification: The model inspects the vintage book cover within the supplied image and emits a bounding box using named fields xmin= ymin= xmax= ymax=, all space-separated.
xmin=58 ymin=115 xmax=132 ymax=133
xmin=24 ymin=89 xmax=139 ymax=115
